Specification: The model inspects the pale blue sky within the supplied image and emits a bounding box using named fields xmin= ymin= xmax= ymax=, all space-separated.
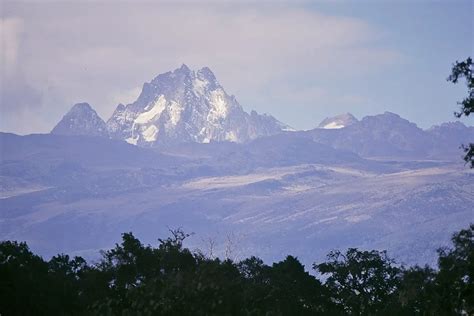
xmin=1 ymin=0 xmax=472 ymax=134
xmin=301 ymin=0 xmax=474 ymax=128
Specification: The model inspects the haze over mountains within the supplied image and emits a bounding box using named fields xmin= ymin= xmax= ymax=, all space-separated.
xmin=2 ymin=65 xmax=473 ymax=267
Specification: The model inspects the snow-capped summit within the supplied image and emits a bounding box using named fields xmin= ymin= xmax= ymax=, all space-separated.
xmin=318 ymin=113 xmax=358 ymax=129
xmin=51 ymin=103 xmax=108 ymax=137
xmin=106 ymin=65 xmax=290 ymax=146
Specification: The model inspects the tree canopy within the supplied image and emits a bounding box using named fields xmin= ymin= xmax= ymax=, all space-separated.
xmin=448 ymin=57 xmax=474 ymax=168
xmin=1 ymin=225 xmax=473 ymax=315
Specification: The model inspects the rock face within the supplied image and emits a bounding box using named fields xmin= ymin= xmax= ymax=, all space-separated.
xmin=426 ymin=121 xmax=474 ymax=158
xmin=318 ymin=113 xmax=358 ymax=129
xmin=310 ymin=112 xmax=435 ymax=158
xmin=51 ymin=103 xmax=108 ymax=137
xmin=427 ymin=121 xmax=474 ymax=143
xmin=106 ymin=64 xmax=290 ymax=146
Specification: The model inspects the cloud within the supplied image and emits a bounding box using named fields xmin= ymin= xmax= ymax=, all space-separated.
xmin=0 ymin=17 xmax=50 ymax=134
xmin=110 ymin=86 xmax=142 ymax=109
xmin=1 ymin=2 xmax=403 ymax=133
xmin=0 ymin=17 xmax=23 ymax=77
xmin=0 ymin=76 xmax=45 ymax=134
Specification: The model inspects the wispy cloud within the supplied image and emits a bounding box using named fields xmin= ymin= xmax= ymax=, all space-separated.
xmin=0 ymin=17 xmax=23 ymax=77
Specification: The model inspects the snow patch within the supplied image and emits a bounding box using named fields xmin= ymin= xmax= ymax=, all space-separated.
xmin=208 ymin=90 xmax=228 ymax=121
xmin=168 ymin=101 xmax=183 ymax=126
xmin=281 ymin=126 xmax=296 ymax=132
xmin=126 ymin=136 xmax=139 ymax=145
xmin=193 ymin=78 xmax=207 ymax=96
xmin=225 ymin=131 xmax=238 ymax=142
xmin=135 ymin=95 xmax=166 ymax=124
xmin=142 ymin=125 xmax=159 ymax=142
xmin=322 ymin=122 xmax=345 ymax=129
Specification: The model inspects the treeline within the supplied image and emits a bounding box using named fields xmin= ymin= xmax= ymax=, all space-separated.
xmin=0 ymin=225 xmax=472 ymax=316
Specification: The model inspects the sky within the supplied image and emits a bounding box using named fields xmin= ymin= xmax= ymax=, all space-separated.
xmin=0 ymin=0 xmax=473 ymax=134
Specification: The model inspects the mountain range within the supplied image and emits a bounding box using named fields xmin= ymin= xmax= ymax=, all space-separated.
xmin=53 ymin=65 xmax=291 ymax=145
xmin=2 ymin=65 xmax=473 ymax=268
xmin=51 ymin=65 xmax=473 ymax=161
xmin=310 ymin=112 xmax=474 ymax=159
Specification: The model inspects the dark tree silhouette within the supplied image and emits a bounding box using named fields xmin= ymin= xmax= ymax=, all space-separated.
xmin=436 ymin=224 xmax=474 ymax=314
xmin=267 ymin=255 xmax=330 ymax=314
xmin=397 ymin=265 xmax=439 ymax=314
xmin=448 ymin=57 xmax=474 ymax=167
xmin=1 ymin=225 xmax=473 ymax=315
xmin=314 ymin=248 xmax=401 ymax=315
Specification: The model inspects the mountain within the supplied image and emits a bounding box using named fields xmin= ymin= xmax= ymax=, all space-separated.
xmin=51 ymin=103 xmax=108 ymax=137
xmin=427 ymin=121 xmax=474 ymax=145
xmin=309 ymin=112 xmax=474 ymax=160
xmin=0 ymin=132 xmax=190 ymax=201
xmin=106 ymin=64 xmax=290 ymax=146
xmin=426 ymin=122 xmax=474 ymax=159
xmin=318 ymin=113 xmax=358 ymax=129
xmin=17 ymin=68 xmax=473 ymax=267
xmin=1 ymin=132 xmax=472 ymax=267
xmin=309 ymin=112 xmax=435 ymax=158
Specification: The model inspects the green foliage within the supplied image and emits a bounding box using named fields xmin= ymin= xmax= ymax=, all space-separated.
xmin=461 ymin=143 xmax=474 ymax=169
xmin=448 ymin=57 xmax=474 ymax=168
xmin=1 ymin=225 xmax=473 ymax=315
xmin=436 ymin=224 xmax=474 ymax=314
xmin=448 ymin=57 xmax=473 ymax=118
xmin=397 ymin=265 xmax=439 ymax=314
xmin=0 ymin=241 xmax=86 ymax=315
xmin=314 ymin=249 xmax=401 ymax=315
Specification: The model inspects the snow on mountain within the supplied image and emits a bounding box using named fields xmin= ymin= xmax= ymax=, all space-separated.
xmin=51 ymin=103 xmax=108 ymax=137
xmin=318 ymin=113 xmax=358 ymax=129
xmin=309 ymin=112 xmax=474 ymax=160
xmin=106 ymin=64 xmax=290 ymax=145
xmin=309 ymin=112 xmax=435 ymax=158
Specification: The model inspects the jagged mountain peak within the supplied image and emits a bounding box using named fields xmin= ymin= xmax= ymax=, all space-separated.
xmin=197 ymin=66 xmax=218 ymax=82
xmin=115 ymin=103 xmax=126 ymax=111
xmin=70 ymin=102 xmax=94 ymax=112
xmin=428 ymin=121 xmax=469 ymax=131
xmin=51 ymin=102 xmax=108 ymax=137
xmin=373 ymin=111 xmax=403 ymax=121
xmin=179 ymin=63 xmax=190 ymax=71
xmin=360 ymin=112 xmax=421 ymax=131
xmin=106 ymin=65 xmax=289 ymax=146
